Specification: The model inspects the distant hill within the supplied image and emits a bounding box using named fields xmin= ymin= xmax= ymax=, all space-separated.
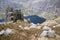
xmin=0 ymin=0 xmax=60 ymax=16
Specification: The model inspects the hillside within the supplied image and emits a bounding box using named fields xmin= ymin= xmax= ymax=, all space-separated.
xmin=0 ymin=0 xmax=60 ymax=16
xmin=38 ymin=12 xmax=58 ymax=20
xmin=0 ymin=16 xmax=60 ymax=40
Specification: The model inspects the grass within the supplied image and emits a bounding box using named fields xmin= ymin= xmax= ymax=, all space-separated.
xmin=0 ymin=20 xmax=60 ymax=40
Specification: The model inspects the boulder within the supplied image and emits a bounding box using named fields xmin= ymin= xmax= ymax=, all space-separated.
xmin=0 ymin=30 xmax=5 ymax=35
xmin=24 ymin=19 xmax=28 ymax=22
xmin=4 ymin=28 xmax=14 ymax=36
xmin=48 ymin=30 xmax=55 ymax=37
xmin=43 ymin=26 xmax=51 ymax=31
xmin=29 ymin=23 xmax=37 ymax=29
xmin=40 ymin=31 xmax=48 ymax=37
xmin=24 ymin=27 xmax=30 ymax=30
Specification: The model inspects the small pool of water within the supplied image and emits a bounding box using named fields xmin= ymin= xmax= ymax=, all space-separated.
xmin=24 ymin=15 xmax=46 ymax=24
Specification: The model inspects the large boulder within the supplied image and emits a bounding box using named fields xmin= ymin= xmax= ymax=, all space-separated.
xmin=48 ymin=30 xmax=55 ymax=37
xmin=40 ymin=31 xmax=48 ymax=37
xmin=4 ymin=28 xmax=14 ymax=36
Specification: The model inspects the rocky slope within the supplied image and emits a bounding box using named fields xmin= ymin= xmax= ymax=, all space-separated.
xmin=0 ymin=16 xmax=60 ymax=40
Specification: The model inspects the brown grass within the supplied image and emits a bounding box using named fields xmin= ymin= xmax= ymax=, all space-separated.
xmin=0 ymin=20 xmax=60 ymax=40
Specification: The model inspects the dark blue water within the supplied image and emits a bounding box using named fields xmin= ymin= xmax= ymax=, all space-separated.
xmin=0 ymin=19 xmax=6 ymax=22
xmin=24 ymin=15 xmax=46 ymax=24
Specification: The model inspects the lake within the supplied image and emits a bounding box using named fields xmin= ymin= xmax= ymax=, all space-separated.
xmin=24 ymin=15 xmax=46 ymax=24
